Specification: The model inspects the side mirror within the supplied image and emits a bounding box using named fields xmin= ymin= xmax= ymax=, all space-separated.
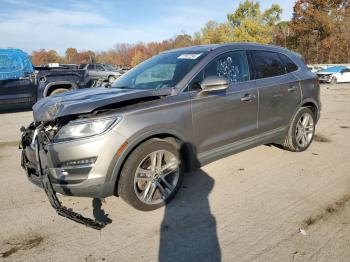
xmin=201 ymin=76 xmax=229 ymax=92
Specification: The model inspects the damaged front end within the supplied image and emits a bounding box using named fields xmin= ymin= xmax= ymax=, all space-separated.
xmin=20 ymin=121 xmax=106 ymax=230
xmin=20 ymin=87 xmax=170 ymax=229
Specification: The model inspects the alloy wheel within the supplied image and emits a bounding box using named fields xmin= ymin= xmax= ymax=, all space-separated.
xmin=133 ymin=150 xmax=180 ymax=205
xmin=295 ymin=112 xmax=314 ymax=148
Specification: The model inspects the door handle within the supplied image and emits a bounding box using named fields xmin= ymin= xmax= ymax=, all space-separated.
xmin=288 ymin=86 xmax=298 ymax=92
xmin=241 ymin=94 xmax=256 ymax=102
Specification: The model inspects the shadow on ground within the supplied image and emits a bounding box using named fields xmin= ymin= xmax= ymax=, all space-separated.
xmin=92 ymin=198 xmax=112 ymax=225
xmin=159 ymin=169 xmax=221 ymax=262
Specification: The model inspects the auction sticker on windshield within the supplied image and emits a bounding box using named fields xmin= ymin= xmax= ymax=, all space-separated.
xmin=178 ymin=53 xmax=202 ymax=59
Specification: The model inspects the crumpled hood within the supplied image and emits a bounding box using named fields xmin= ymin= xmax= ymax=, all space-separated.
xmin=32 ymin=87 xmax=171 ymax=122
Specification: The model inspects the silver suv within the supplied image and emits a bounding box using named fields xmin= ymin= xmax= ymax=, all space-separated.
xmin=79 ymin=63 xmax=123 ymax=83
xmin=21 ymin=43 xmax=320 ymax=217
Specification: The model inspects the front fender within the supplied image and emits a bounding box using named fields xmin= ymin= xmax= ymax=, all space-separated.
xmin=107 ymin=127 xmax=189 ymax=190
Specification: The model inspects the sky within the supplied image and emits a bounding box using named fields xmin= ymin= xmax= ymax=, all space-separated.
xmin=0 ymin=0 xmax=295 ymax=54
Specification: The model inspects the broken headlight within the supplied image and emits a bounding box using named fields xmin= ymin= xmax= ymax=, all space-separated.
xmin=55 ymin=116 xmax=121 ymax=142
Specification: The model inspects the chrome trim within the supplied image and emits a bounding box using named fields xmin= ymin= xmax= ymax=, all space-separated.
xmin=30 ymin=128 xmax=39 ymax=150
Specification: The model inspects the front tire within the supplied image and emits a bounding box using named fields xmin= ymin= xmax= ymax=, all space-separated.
xmin=49 ymin=88 xmax=69 ymax=96
xmin=283 ymin=107 xmax=316 ymax=152
xmin=118 ymin=138 xmax=183 ymax=211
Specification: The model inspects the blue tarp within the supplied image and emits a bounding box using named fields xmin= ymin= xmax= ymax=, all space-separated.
xmin=0 ymin=49 xmax=34 ymax=80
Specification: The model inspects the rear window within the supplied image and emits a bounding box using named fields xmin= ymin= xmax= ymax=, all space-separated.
xmin=251 ymin=50 xmax=285 ymax=79
xmin=279 ymin=53 xmax=298 ymax=73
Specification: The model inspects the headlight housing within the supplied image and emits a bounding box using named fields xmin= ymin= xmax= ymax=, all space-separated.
xmin=55 ymin=116 xmax=121 ymax=142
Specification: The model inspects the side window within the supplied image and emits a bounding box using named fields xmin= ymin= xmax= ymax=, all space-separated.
xmin=342 ymin=68 xmax=350 ymax=73
xmin=87 ymin=64 xmax=95 ymax=70
xmin=252 ymin=51 xmax=285 ymax=79
xmin=279 ymin=53 xmax=299 ymax=73
xmin=96 ymin=65 xmax=104 ymax=71
xmin=204 ymin=51 xmax=250 ymax=84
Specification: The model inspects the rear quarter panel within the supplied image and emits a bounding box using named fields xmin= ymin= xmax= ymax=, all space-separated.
xmin=293 ymin=69 xmax=320 ymax=112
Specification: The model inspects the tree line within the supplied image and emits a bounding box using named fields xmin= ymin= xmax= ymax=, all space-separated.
xmin=30 ymin=0 xmax=350 ymax=67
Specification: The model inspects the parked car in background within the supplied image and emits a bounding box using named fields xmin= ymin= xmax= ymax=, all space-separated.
xmin=316 ymin=66 xmax=350 ymax=84
xmin=0 ymin=49 xmax=91 ymax=110
xmin=0 ymin=49 xmax=36 ymax=108
xmin=307 ymin=65 xmax=325 ymax=73
xmin=79 ymin=63 xmax=123 ymax=83
xmin=20 ymin=43 xmax=320 ymax=229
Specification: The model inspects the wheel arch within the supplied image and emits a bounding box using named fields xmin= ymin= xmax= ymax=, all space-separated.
xmin=44 ymin=81 xmax=77 ymax=97
xmin=109 ymin=129 xmax=197 ymax=196
xmin=300 ymin=99 xmax=319 ymax=121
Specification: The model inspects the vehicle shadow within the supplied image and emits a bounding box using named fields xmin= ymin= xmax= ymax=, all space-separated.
xmin=159 ymin=169 xmax=221 ymax=262
xmin=92 ymin=198 xmax=112 ymax=224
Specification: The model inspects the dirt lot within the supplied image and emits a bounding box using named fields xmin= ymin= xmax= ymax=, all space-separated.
xmin=0 ymin=84 xmax=350 ymax=262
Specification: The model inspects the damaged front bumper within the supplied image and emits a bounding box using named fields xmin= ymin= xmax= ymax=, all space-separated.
xmin=20 ymin=124 xmax=120 ymax=198
xmin=317 ymin=74 xmax=332 ymax=83
xmin=20 ymin=126 xmax=105 ymax=229
xmin=20 ymin=122 xmax=126 ymax=229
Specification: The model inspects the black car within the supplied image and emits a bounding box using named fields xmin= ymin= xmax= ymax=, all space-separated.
xmin=0 ymin=49 xmax=91 ymax=111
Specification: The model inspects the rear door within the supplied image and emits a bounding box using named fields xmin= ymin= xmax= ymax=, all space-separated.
xmin=0 ymin=77 xmax=36 ymax=107
xmin=190 ymin=50 xmax=258 ymax=155
xmin=95 ymin=64 xmax=106 ymax=78
xmin=249 ymin=50 xmax=301 ymax=133
xmin=87 ymin=64 xmax=97 ymax=79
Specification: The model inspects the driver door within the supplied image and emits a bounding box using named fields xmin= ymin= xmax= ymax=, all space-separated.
xmin=189 ymin=51 xmax=258 ymax=157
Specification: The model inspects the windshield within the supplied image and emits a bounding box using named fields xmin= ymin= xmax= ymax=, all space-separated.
xmin=112 ymin=51 xmax=207 ymax=90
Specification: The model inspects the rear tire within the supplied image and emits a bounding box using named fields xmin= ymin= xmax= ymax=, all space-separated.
xmin=118 ymin=138 xmax=183 ymax=211
xmin=283 ymin=107 xmax=316 ymax=152
xmin=49 ymin=88 xmax=69 ymax=96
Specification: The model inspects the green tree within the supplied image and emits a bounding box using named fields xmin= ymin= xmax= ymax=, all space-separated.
xmin=197 ymin=20 xmax=234 ymax=44
xmin=227 ymin=0 xmax=282 ymax=44
xmin=174 ymin=34 xmax=193 ymax=48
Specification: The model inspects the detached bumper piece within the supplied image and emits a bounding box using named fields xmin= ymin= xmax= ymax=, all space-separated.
xmin=34 ymin=131 xmax=105 ymax=230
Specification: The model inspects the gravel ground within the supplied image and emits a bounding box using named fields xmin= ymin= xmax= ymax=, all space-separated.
xmin=0 ymin=83 xmax=349 ymax=262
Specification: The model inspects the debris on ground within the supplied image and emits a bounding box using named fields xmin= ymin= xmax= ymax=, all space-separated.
xmin=299 ymin=228 xmax=307 ymax=236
